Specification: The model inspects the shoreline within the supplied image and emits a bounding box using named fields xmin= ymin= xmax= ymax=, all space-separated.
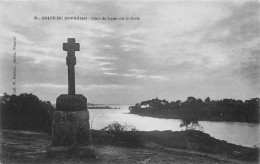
xmin=88 ymin=106 xmax=121 ymax=109
xmin=129 ymin=112 xmax=260 ymax=124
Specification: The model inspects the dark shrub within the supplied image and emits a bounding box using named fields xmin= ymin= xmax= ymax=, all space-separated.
xmin=102 ymin=122 xmax=142 ymax=147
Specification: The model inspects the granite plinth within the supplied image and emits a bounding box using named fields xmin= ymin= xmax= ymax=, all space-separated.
xmin=51 ymin=110 xmax=90 ymax=146
xmin=56 ymin=94 xmax=87 ymax=111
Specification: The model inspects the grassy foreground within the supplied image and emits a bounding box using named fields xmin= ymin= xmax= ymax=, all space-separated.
xmin=92 ymin=130 xmax=259 ymax=161
xmin=0 ymin=129 xmax=259 ymax=163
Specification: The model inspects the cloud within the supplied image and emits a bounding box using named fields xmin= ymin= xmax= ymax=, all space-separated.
xmin=203 ymin=1 xmax=260 ymax=46
xmin=149 ymin=75 xmax=168 ymax=81
xmin=237 ymin=50 xmax=260 ymax=86
xmin=21 ymin=83 xmax=67 ymax=89
xmin=85 ymin=84 xmax=128 ymax=90
xmin=0 ymin=1 xmax=259 ymax=103
xmin=104 ymin=72 xmax=118 ymax=76
xmin=122 ymin=73 xmax=135 ymax=77
xmin=200 ymin=1 xmax=260 ymax=89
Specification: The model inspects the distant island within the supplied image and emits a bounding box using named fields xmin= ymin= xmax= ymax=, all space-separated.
xmin=129 ymin=97 xmax=259 ymax=123
xmin=88 ymin=106 xmax=113 ymax=109
xmin=87 ymin=103 xmax=120 ymax=109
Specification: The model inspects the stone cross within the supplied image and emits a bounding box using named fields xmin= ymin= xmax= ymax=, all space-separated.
xmin=48 ymin=38 xmax=95 ymax=158
xmin=63 ymin=38 xmax=80 ymax=95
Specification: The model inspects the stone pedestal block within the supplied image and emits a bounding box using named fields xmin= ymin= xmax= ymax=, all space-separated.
xmin=56 ymin=94 xmax=87 ymax=111
xmin=48 ymin=94 xmax=96 ymax=158
xmin=50 ymin=110 xmax=90 ymax=146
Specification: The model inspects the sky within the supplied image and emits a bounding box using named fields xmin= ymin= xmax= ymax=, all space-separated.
xmin=0 ymin=0 xmax=259 ymax=104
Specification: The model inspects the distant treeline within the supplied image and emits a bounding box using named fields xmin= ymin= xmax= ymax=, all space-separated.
xmin=88 ymin=106 xmax=113 ymax=109
xmin=0 ymin=93 xmax=54 ymax=133
xmin=129 ymin=97 xmax=259 ymax=123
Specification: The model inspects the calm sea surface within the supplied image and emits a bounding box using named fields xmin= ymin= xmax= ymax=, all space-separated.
xmin=89 ymin=105 xmax=259 ymax=147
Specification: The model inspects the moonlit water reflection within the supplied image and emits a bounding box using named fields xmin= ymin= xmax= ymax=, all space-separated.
xmin=89 ymin=105 xmax=260 ymax=147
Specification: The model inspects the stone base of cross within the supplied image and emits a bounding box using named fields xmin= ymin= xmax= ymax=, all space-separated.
xmin=47 ymin=94 xmax=96 ymax=158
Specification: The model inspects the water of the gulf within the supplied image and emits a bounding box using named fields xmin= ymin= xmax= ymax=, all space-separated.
xmin=89 ymin=105 xmax=260 ymax=147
